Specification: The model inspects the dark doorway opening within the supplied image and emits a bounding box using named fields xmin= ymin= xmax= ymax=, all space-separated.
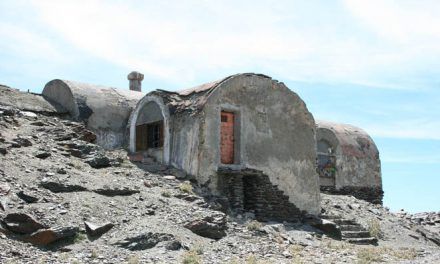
xmin=135 ymin=121 xmax=164 ymax=151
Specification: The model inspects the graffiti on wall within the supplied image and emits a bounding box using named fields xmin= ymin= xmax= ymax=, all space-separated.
xmin=317 ymin=154 xmax=336 ymax=178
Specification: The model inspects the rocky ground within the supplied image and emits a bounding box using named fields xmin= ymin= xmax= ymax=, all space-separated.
xmin=0 ymin=86 xmax=439 ymax=263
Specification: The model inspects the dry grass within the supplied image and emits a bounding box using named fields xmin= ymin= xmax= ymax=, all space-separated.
xmin=290 ymin=244 xmax=306 ymax=264
xmin=388 ymin=247 xmax=417 ymax=260
xmin=244 ymin=254 xmax=274 ymax=264
xmin=324 ymin=239 xmax=354 ymax=251
xmin=246 ymin=220 xmax=263 ymax=231
xmin=179 ymin=181 xmax=194 ymax=194
xmin=356 ymin=247 xmax=385 ymax=264
xmin=367 ymin=219 xmax=382 ymax=239
xmin=181 ymin=250 xmax=202 ymax=264
xmin=161 ymin=189 xmax=171 ymax=197
xmin=126 ymin=255 xmax=140 ymax=264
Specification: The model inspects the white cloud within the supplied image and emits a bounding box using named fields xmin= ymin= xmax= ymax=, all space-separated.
xmin=26 ymin=0 xmax=440 ymax=88
xmin=363 ymin=118 xmax=440 ymax=140
xmin=343 ymin=0 xmax=440 ymax=43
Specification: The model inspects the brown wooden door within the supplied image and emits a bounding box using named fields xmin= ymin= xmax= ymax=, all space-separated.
xmin=136 ymin=124 xmax=148 ymax=151
xmin=220 ymin=111 xmax=234 ymax=164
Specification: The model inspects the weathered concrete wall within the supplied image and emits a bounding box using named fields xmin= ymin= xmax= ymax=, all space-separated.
xmin=43 ymin=79 xmax=144 ymax=149
xmin=136 ymin=101 xmax=163 ymax=125
xmin=316 ymin=121 xmax=383 ymax=204
xmin=169 ymin=114 xmax=201 ymax=176
xmin=198 ymin=74 xmax=320 ymax=215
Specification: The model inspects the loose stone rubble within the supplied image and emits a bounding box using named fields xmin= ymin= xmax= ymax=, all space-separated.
xmin=0 ymin=90 xmax=439 ymax=263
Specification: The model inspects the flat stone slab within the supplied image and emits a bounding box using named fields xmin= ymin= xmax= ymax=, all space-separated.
xmin=23 ymin=226 xmax=78 ymax=246
xmin=84 ymin=221 xmax=114 ymax=237
xmin=1 ymin=213 xmax=46 ymax=234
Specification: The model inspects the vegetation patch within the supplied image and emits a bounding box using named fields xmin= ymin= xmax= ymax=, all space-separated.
xmin=181 ymin=250 xmax=202 ymax=264
xmin=246 ymin=220 xmax=263 ymax=231
xmin=179 ymin=181 xmax=194 ymax=194
xmin=161 ymin=189 xmax=172 ymax=198
xmin=367 ymin=219 xmax=382 ymax=239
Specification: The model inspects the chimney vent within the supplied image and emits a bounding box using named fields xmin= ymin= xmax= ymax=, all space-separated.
xmin=127 ymin=71 xmax=144 ymax=92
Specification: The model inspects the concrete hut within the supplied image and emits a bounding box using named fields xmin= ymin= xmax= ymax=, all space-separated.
xmin=128 ymin=73 xmax=320 ymax=220
xmin=316 ymin=120 xmax=383 ymax=204
xmin=42 ymin=79 xmax=144 ymax=149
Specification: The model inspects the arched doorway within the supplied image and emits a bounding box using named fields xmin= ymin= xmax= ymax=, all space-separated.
xmin=128 ymin=96 xmax=170 ymax=164
xmin=317 ymin=139 xmax=336 ymax=187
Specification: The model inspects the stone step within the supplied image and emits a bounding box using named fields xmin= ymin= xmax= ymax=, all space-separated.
xmin=342 ymin=231 xmax=371 ymax=238
xmin=320 ymin=214 xmax=342 ymax=220
xmin=333 ymin=219 xmax=357 ymax=225
xmin=339 ymin=224 xmax=364 ymax=232
xmin=345 ymin=237 xmax=378 ymax=245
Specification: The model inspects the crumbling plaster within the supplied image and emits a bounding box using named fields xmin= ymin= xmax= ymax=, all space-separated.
xmin=197 ymin=74 xmax=320 ymax=214
xmin=127 ymin=95 xmax=171 ymax=164
xmin=43 ymin=79 xmax=144 ymax=149
xmin=316 ymin=121 xmax=382 ymax=189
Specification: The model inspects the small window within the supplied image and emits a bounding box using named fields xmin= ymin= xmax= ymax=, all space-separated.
xmin=136 ymin=121 xmax=163 ymax=151
xmin=147 ymin=122 xmax=163 ymax=148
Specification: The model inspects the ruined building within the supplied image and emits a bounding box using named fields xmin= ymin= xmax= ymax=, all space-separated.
xmin=127 ymin=73 xmax=320 ymax=220
xmin=39 ymin=72 xmax=383 ymax=219
xmin=42 ymin=72 xmax=145 ymax=149
xmin=316 ymin=121 xmax=383 ymax=204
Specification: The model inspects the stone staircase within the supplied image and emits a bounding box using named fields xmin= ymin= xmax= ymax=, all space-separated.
xmin=321 ymin=215 xmax=378 ymax=245
xmin=218 ymin=167 xmax=303 ymax=222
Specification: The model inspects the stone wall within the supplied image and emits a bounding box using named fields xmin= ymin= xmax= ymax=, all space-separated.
xmin=320 ymin=186 xmax=384 ymax=205
xmin=219 ymin=168 xmax=304 ymax=222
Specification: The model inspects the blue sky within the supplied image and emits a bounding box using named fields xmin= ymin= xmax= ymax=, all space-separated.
xmin=0 ymin=0 xmax=439 ymax=213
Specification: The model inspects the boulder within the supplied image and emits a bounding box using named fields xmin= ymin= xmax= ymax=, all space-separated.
xmin=85 ymin=153 xmax=110 ymax=168
xmin=1 ymin=213 xmax=46 ymax=234
xmin=58 ymin=141 xmax=99 ymax=158
xmin=0 ymin=182 xmax=10 ymax=196
xmin=0 ymin=147 xmax=7 ymax=155
xmin=114 ymin=232 xmax=174 ymax=251
xmin=35 ymin=151 xmax=51 ymax=159
xmin=72 ymin=127 xmax=96 ymax=143
xmin=414 ymin=226 xmax=440 ymax=246
xmin=313 ymin=219 xmax=341 ymax=239
xmin=84 ymin=221 xmax=114 ymax=237
xmin=0 ymin=198 xmax=7 ymax=211
xmin=184 ymin=213 xmax=227 ymax=239
xmin=12 ymin=137 xmax=32 ymax=147
xmin=93 ymin=187 xmax=139 ymax=197
xmin=40 ymin=180 xmax=88 ymax=193
xmin=16 ymin=191 xmax=39 ymax=203
xmin=19 ymin=111 xmax=37 ymax=118
xmin=30 ymin=121 xmax=46 ymax=127
xmin=165 ymin=240 xmax=182 ymax=250
xmin=23 ymin=226 xmax=79 ymax=246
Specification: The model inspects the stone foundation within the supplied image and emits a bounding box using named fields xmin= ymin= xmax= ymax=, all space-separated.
xmin=320 ymin=186 xmax=383 ymax=205
xmin=218 ymin=168 xmax=303 ymax=222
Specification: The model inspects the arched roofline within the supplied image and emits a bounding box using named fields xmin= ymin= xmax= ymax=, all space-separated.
xmin=127 ymin=94 xmax=171 ymax=164
xmin=316 ymin=120 xmax=379 ymax=157
xmin=43 ymin=79 xmax=80 ymax=119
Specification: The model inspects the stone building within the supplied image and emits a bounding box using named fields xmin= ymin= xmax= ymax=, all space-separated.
xmin=316 ymin=120 xmax=383 ymax=204
xmin=127 ymin=73 xmax=320 ymax=220
xmin=42 ymin=77 xmax=144 ymax=149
